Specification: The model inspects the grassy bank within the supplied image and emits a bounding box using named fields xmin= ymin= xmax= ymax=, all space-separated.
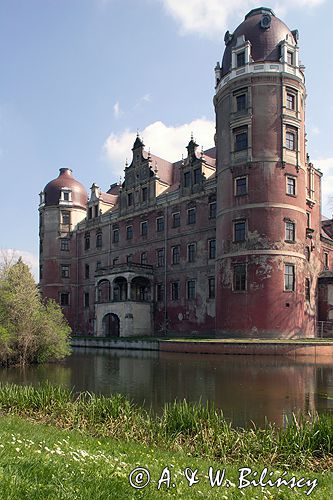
xmin=0 ymin=383 xmax=332 ymax=473
xmin=1 ymin=415 xmax=332 ymax=499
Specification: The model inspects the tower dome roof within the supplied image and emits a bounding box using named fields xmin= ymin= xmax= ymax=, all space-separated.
xmin=221 ymin=7 xmax=297 ymax=76
xmin=43 ymin=168 xmax=88 ymax=209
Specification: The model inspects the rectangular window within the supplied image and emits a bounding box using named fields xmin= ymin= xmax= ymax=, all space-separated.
xmin=234 ymin=129 xmax=248 ymax=152
xmin=85 ymin=264 xmax=89 ymax=279
xmin=126 ymin=254 xmax=132 ymax=264
xmin=235 ymin=176 xmax=247 ymax=196
xmin=141 ymin=221 xmax=148 ymax=236
xmin=172 ymin=245 xmax=180 ymax=265
xmin=187 ymin=208 xmax=196 ymax=225
xmin=61 ymin=211 xmax=70 ymax=225
xmin=237 ymin=51 xmax=245 ymax=67
xmin=172 ymin=212 xmax=181 ymax=228
xmin=184 ymin=171 xmax=191 ymax=187
xmin=234 ymin=220 xmax=246 ymax=242
xmin=306 ymin=212 xmax=311 ymax=229
xmin=305 ymin=278 xmax=310 ymax=301
xmin=286 ymin=130 xmax=296 ymax=150
xmin=60 ymin=238 xmax=69 ymax=251
xmin=285 ymin=221 xmax=295 ymax=242
xmin=126 ymin=225 xmax=133 ymax=240
xmin=286 ymin=92 xmax=295 ymax=110
xmin=287 ymin=51 xmax=293 ymax=65
xmin=156 ymin=283 xmax=164 ymax=302
xmin=141 ymin=252 xmax=148 ymax=265
xmin=208 ymin=239 xmax=216 ymax=259
xmin=209 ymin=201 xmax=216 ymax=219
xmin=96 ymin=261 xmax=101 ymax=270
xmin=84 ymin=292 xmax=89 ymax=308
xmin=60 ymin=292 xmax=69 ymax=306
xmin=284 ymin=264 xmax=295 ymax=291
xmin=157 ymin=248 xmax=165 ymax=267
xmin=236 ymin=93 xmax=246 ymax=111
xmin=171 ymin=282 xmax=180 ymax=301
xmin=324 ymin=252 xmax=329 ymax=269
xmin=113 ymin=228 xmax=119 ymax=243
xmin=208 ymin=277 xmax=215 ymax=299
xmin=156 ymin=216 xmax=164 ymax=232
xmin=127 ymin=192 xmax=133 ymax=206
xmin=187 ymin=280 xmax=196 ymax=300
xmin=96 ymin=232 xmax=102 ymax=248
xmin=187 ymin=243 xmax=196 ymax=263
xmin=233 ymin=264 xmax=246 ymax=291
xmin=61 ymin=264 xmax=70 ymax=278
xmin=94 ymin=205 xmax=99 ymax=218
xmin=142 ymin=187 xmax=148 ymax=202
xmin=194 ymin=168 xmax=201 ymax=184
xmin=286 ymin=176 xmax=296 ymax=196
xmin=113 ymin=257 xmax=119 ymax=266
xmin=63 ymin=191 xmax=70 ymax=201
xmin=84 ymin=232 xmax=90 ymax=250
xmin=88 ymin=207 xmax=92 ymax=219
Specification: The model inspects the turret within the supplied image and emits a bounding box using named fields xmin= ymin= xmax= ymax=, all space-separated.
xmin=214 ymin=8 xmax=319 ymax=337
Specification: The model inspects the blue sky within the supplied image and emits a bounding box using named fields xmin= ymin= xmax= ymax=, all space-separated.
xmin=0 ymin=0 xmax=332 ymax=278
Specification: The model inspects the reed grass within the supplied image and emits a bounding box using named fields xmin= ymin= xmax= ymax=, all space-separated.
xmin=0 ymin=383 xmax=332 ymax=469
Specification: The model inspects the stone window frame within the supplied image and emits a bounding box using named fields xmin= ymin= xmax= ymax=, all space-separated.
xmin=60 ymin=238 xmax=69 ymax=251
xmin=286 ymin=175 xmax=297 ymax=196
xmin=233 ymin=219 xmax=247 ymax=242
xmin=156 ymin=248 xmax=165 ymax=267
xmin=112 ymin=228 xmax=119 ymax=243
xmin=60 ymin=264 xmax=70 ymax=279
xmin=183 ymin=171 xmax=191 ymax=187
xmin=60 ymin=292 xmax=70 ymax=306
xmin=96 ymin=230 xmax=103 ymax=249
xmin=126 ymin=225 xmax=133 ymax=240
xmin=187 ymin=207 xmax=196 ymax=225
xmin=234 ymin=175 xmax=248 ymax=196
xmin=141 ymin=251 xmax=148 ymax=265
xmin=84 ymin=292 xmax=89 ymax=308
xmin=285 ymin=220 xmax=296 ymax=242
xmin=172 ymin=212 xmax=181 ymax=228
xmin=284 ymin=263 xmax=295 ymax=292
xmin=171 ymin=245 xmax=180 ymax=265
xmin=156 ymin=216 xmax=164 ymax=232
xmin=85 ymin=264 xmax=89 ymax=279
xmin=208 ymin=276 xmax=215 ymax=299
xmin=208 ymin=239 xmax=216 ymax=260
xmin=186 ymin=279 xmax=196 ymax=300
xmin=285 ymin=127 xmax=297 ymax=151
xmin=233 ymin=263 xmax=247 ymax=292
xmin=141 ymin=220 xmax=148 ymax=237
xmin=187 ymin=242 xmax=196 ymax=263
xmin=171 ymin=281 xmax=180 ymax=301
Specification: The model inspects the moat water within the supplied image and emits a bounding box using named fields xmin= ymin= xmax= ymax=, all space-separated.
xmin=0 ymin=347 xmax=333 ymax=428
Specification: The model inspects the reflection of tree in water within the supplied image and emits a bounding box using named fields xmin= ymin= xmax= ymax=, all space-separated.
xmin=0 ymin=349 xmax=333 ymax=428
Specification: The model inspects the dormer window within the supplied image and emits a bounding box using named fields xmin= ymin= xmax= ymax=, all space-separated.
xmin=237 ymin=51 xmax=245 ymax=67
xmin=184 ymin=171 xmax=191 ymax=187
xmin=287 ymin=51 xmax=293 ymax=66
xmin=60 ymin=189 xmax=72 ymax=203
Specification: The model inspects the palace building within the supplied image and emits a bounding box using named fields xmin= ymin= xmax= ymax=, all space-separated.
xmin=39 ymin=7 xmax=333 ymax=338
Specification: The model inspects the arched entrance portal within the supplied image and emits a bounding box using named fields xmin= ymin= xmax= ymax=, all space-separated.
xmin=102 ymin=313 xmax=120 ymax=337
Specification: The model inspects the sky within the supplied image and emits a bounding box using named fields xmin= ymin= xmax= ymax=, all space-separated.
xmin=1 ymin=0 xmax=332 ymax=279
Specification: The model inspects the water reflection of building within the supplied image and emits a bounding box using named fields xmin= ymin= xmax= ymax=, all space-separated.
xmin=39 ymin=8 xmax=333 ymax=338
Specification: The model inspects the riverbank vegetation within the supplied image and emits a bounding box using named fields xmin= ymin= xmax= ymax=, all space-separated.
xmin=0 ymin=259 xmax=70 ymax=365
xmin=0 ymin=383 xmax=332 ymax=472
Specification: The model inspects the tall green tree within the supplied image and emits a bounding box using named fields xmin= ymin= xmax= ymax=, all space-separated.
xmin=0 ymin=258 xmax=71 ymax=365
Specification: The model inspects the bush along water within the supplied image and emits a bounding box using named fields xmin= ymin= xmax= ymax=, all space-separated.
xmin=0 ymin=259 xmax=71 ymax=365
xmin=0 ymin=383 xmax=332 ymax=470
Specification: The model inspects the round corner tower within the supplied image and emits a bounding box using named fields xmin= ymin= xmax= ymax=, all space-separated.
xmin=214 ymin=7 xmax=315 ymax=338
xmin=39 ymin=168 xmax=88 ymax=330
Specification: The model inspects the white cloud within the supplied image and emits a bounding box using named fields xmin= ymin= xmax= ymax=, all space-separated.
xmin=103 ymin=118 xmax=215 ymax=176
xmin=0 ymin=249 xmax=39 ymax=282
xmin=159 ymin=0 xmax=326 ymax=38
xmin=113 ymin=101 xmax=123 ymax=119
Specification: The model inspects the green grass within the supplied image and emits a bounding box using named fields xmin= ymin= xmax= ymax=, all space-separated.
xmin=0 ymin=383 xmax=332 ymax=473
xmin=0 ymin=415 xmax=331 ymax=499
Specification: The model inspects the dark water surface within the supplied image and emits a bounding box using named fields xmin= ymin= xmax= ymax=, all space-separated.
xmin=0 ymin=347 xmax=333 ymax=427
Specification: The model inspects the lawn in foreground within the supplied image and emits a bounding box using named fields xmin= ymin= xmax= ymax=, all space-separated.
xmin=0 ymin=416 xmax=331 ymax=499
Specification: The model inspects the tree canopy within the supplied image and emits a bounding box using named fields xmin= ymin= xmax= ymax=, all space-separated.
xmin=0 ymin=258 xmax=71 ymax=365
